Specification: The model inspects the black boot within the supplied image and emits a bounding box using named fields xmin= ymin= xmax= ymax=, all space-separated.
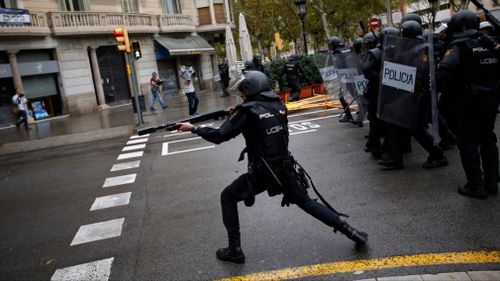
xmin=458 ymin=182 xmax=488 ymax=200
xmin=216 ymin=238 xmax=245 ymax=264
xmin=337 ymin=222 xmax=368 ymax=245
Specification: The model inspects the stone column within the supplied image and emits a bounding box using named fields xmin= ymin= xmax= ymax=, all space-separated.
xmin=209 ymin=0 xmax=217 ymax=25
xmin=89 ymin=47 xmax=109 ymax=111
xmin=7 ymin=50 xmax=23 ymax=92
xmin=224 ymin=0 xmax=231 ymax=23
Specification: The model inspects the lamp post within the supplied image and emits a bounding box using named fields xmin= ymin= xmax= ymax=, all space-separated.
xmin=294 ymin=0 xmax=308 ymax=54
xmin=428 ymin=0 xmax=439 ymax=29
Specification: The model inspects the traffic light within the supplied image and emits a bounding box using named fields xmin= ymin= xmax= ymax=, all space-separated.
xmin=131 ymin=40 xmax=142 ymax=60
xmin=112 ymin=27 xmax=130 ymax=53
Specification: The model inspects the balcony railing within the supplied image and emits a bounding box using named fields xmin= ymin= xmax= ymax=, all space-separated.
xmin=0 ymin=12 xmax=51 ymax=36
xmin=0 ymin=11 xmax=196 ymax=36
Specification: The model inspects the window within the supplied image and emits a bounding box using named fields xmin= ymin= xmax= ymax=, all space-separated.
xmin=121 ymin=0 xmax=138 ymax=13
xmin=0 ymin=0 xmax=17 ymax=8
xmin=195 ymin=0 xmax=209 ymax=8
xmin=162 ymin=0 xmax=181 ymax=14
xmin=59 ymin=0 xmax=88 ymax=11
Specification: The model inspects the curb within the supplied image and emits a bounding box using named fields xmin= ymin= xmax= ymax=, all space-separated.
xmin=0 ymin=125 xmax=136 ymax=156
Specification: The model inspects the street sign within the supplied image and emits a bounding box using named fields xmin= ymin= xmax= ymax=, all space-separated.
xmin=369 ymin=17 xmax=380 ymax=29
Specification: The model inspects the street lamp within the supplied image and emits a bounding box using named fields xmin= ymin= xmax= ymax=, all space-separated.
xmin=428 ymin=0 xmax=439 ymax=29
xmin=294 ymin=0 xmax=308 ymax=54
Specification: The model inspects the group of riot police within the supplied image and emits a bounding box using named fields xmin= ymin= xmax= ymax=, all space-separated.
xmin=332 ymin=11 xmax=499 ymax=200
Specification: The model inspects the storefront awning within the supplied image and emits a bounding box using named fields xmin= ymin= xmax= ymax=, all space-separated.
xmin=155 ymin=34 xmax=215 ymax=57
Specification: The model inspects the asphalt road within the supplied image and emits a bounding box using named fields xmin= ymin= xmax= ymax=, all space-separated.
xmin=1 ymin=108 xmax=499 ymax=281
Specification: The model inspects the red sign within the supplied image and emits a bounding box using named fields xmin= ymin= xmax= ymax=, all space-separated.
xmin=369 ymin=17 xmax=380 ymax=29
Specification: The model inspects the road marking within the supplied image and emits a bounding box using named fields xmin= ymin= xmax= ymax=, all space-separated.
xmin=51 ymin=257 xmax=114 ymax=281
xmin=70 ymin=218 xmax=125 ymax=246
xmin=110 ymin=160 xmax=141 ymax=172
xmin=289 ymin=113 xmax=340 ymax=124
xmin=290 ymin=129 xmax=317 ymax=136
xmin=102 ymin=174 xmax=136 ymax=188
xmin=126 ymin=138 xmax=148 ymax=145
xmin=288 ymin=108 xmax=337 ymax=118
xmin=122 ymin=144 xmax=146 ymax=151
xmin=162 ymin=131 xmax=191 ymax=138
xmin=117 ymin=151 xmax=143 ymax=160
xmin=130 ymin=134 xmax=149 ymax=139
xmin=215 ymin=251 xmax=500 ymax=281
xmin=168 ymin=136 xmax=202 ymax=144
xmin=162 ymin=142 xmax=215 ymax=156
xmin=90 ymin=192 xmax=132 ymax=211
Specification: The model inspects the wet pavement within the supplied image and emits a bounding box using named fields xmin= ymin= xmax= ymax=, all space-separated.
xmin=0 ymin=90 xmax=241 ymax=154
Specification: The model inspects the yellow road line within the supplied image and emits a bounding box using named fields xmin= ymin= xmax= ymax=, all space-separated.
xmin=215 ymin=250 xmax=500 ymax=281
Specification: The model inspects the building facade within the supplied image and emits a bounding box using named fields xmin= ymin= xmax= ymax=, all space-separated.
xmin=0 ymin=0 xmax=233 ymax=127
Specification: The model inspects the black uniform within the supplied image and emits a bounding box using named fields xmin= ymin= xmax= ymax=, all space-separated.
xmin=218 ymin=61 xmax=230 ymax=97
xmin=438 ymin=33 xmax=500 ymax=198
xmin=280 ymin=56 xmax=307 ymax=102
xmin=362 ymin=46 xmax=384 ymax=158
xmin=192 ymin=71 xmax=367 ymax=263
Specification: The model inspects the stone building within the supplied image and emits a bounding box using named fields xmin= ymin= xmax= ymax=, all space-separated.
xmin=0 ymin=0 xmax=233 ymax=127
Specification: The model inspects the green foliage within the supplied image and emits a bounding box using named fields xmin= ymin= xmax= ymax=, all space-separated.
xmin=298 ymin=55 xmax=322 ymax=85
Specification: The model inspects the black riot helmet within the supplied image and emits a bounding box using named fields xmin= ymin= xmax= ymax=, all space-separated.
xmin=288 ymin=54 xmax=298 ymax=61
xmin=353 ymin=37 xmax=364 ymax=53
xmin=401 ymin=13 xmax=422 ymax=26
xmin=253 ymin=53 xmax=262 ymax=63
xmin=328 ymin=36 xmax=344 ymax=50
xmin=378 ymin=27 xmax=399 ymax=46
xmin=400 ymin=20 xmax=423 ymax=39
xmin=237 ymin=70 xmax=272 ymax=98
xmin=244 ymin=59 xmax=256 ymax=70
xmin=363 ymin=32 xmax=378 ymax=48
xmin=448 ymin=10 xmax=479 ymax=38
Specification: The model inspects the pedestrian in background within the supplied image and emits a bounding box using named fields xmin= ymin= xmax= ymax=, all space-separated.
xmin=181 ymin=64 xmax=199 ymax=116
xmin=149 ymin=72 xmax=167 ymax=112
xmin=11 ymin=89 xmax=30 ymax=130
xmin=218 ymin=58 xmax=230 ymax=97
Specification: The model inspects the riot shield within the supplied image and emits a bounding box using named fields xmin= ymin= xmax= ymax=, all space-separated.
xmin=332 ymin=51 xmax=368 ymax=120
xmin=313 ymin=52 xmax=339 ymax=97
xmin=377 ymin=35 xmax=429 ymax=129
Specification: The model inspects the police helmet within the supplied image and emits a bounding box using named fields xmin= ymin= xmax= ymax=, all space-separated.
xmin=289 ymin=54 xmax=298 ymax=61
xmin=363 ymin=33 xmax=378 ymax=45
xmin=400 ymin=20 xmax=423 ymax=39
xmin=378 ymin=27 xmax=399 ymax=46
xmin=237 ymin=71 xmax=272 ymax=97
xmin=253 ymin=53 xmax=262 ymax=62
xmin=448 ymin=10 xmax=479 ymax=38
xmin=244 ymin=59 xmax=255 ymax=70
xmin=328 ymin=36 xmax=344 ymax=50
xmin=401 ymin=13 xmax=422 ymax=26
xmin=353 ymin=37 xmax=364 ymax=53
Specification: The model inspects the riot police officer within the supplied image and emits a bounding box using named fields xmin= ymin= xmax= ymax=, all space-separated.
xmin=253 ymin=53 xmax=266 ymax=73
xmin=218 ymin=58 xmax=230 ymax=97
xmin=362 ymin=28 xmax=397 ymax=159
xmin=378 ymin=20 xmax=448 ymax=170
xmin=353 ymin=37 xmax=364 ymax=55
xmin=177 ymin=71 xmax=368 ymax=263
xmin=438 ymin=10 xmax=500 ymax=199
xmin=280 ymin=54 xmax=308 ymax=102
xmin=329 ymin=36 xmax=357 ymax=123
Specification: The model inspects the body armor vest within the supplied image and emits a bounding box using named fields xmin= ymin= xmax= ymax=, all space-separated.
xmin=238 ymin=100 xmax=289 ymax=166
xmin=460 ymin=38 xmax=500 ymax=95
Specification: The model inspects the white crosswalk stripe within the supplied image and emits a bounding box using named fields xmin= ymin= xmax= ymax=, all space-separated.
xmin=102 ymin=174 xmax=136 ymax=188
xmin=90 ymin=192 xmax=132 ymax=211
xmin=122 ymin=144 xmax=146 ymax=151
xmin=70 ymin=218 xmax=125 ymax=246
xmin=117 ymin=151 xmax=143 ymax=160
xmin=126 ymin=138 xmax=148 ymax=145
xmin=129 ymin=134 xmax=149 ymax=139
xmin=51 ymin=257 xmax=114 ymax=281
xmin=110 ymin=160 xmax=141 ymax=172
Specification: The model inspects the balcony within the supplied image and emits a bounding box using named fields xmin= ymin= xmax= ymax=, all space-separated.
xmin=0 ymin=11 xmax=196 ymax=36
xmin=0 ymin=12 xmax=51 ymax=36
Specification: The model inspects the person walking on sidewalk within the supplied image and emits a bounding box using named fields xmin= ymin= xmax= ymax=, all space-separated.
xmin=149 ymin=72 xmax=167 ymax=112
xmin=181 ymin=64 xmax=199 ymax=116
xmin=11 ymin=89 xmax=30 ymax=130
xmin=218 ymin=58 xmax=230 ymax=97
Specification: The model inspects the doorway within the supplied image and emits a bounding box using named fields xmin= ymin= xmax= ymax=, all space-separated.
xmin=96 ymin=46 xmax=130 ymax=105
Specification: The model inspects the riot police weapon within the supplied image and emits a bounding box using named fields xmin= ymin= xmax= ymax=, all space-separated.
xmin=137 ymin=110 xmax=230 ymax=135
xmin=470 ymin=0 xmax=500 ymax=31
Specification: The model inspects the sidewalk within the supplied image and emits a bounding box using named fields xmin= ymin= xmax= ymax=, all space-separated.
xmin=0 ymin=90 xmax=240 ymax=155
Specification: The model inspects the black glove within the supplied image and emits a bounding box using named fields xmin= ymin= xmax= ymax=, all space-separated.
xmin=281 ymin=195 xmax=291 ymax=207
